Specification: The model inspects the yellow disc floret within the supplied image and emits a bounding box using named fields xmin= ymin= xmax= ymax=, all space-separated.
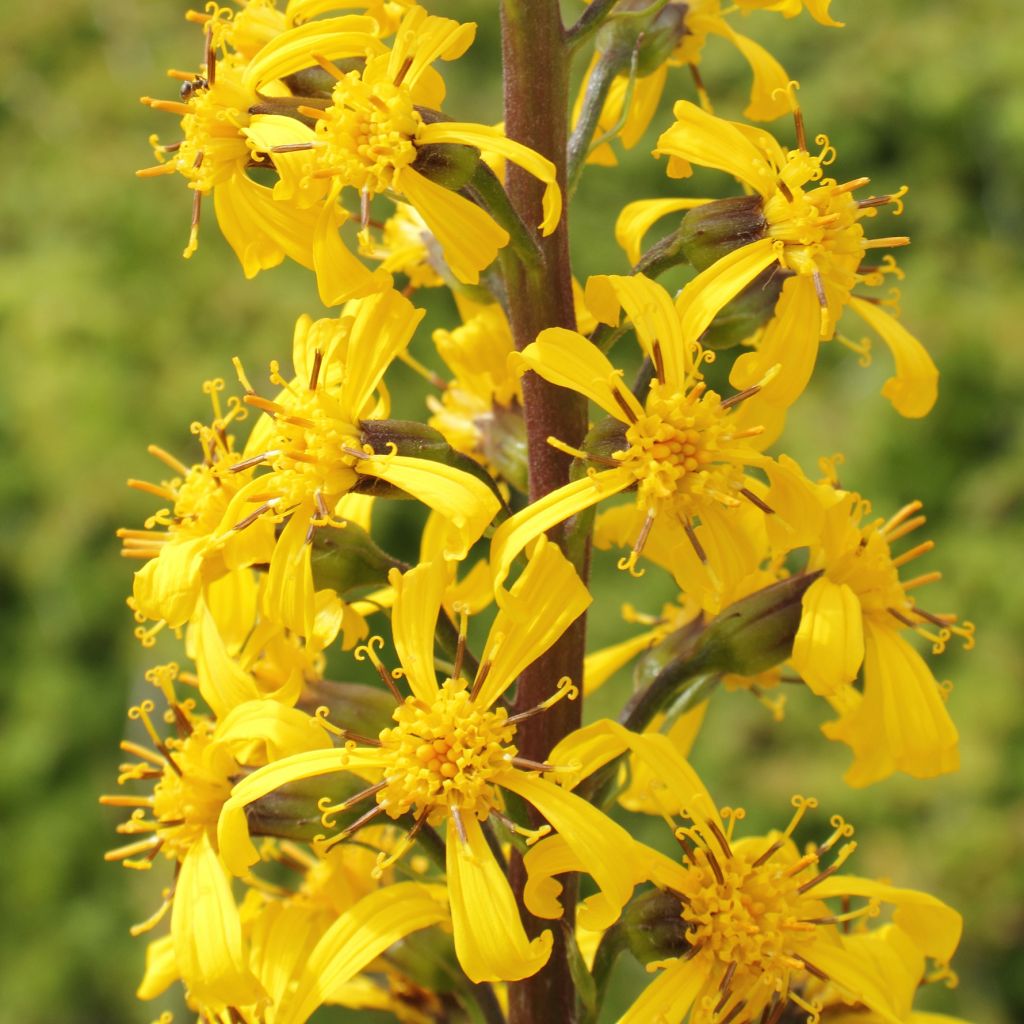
xmin=377 ymin=680 xmax=517 ymax=825
xmin=318 ymin=73 xmax=422 ymax=195
xmin=617 ymin=382 xmax=746 ymax=513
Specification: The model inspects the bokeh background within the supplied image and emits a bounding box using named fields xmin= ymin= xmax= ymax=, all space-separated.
xmin=1 ymin=1 xmax=1022 ymax=1021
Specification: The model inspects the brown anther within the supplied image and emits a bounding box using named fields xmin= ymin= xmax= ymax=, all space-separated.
xmin=340 ymin=779 xmax=389 ymax=810
xmin=612 ymin=386 xmax=640 ymax=424
xmin=778 ymin=178 xmax=794 ymax=203
xmin=719 ymin=384 xmax=761 ymax=410
xmin=751 ymin=838 xmax=783 ymax=868
xmin=683 ymin=518 xmax=707 ymax=564
xmin=739 ymin=488 xmax=775 ymax=515
xmin=793 ymin=106 xmax=807 ymax=151
xmin=338 ymin=802 xmax=386 ymax=839
xmin=719 ymin=1000 xmax=747 ymax=1024
xmin=797 ymin=956 xmax=830 ymax=981
xmin=510 ymin=756 xmax=556 ymax=773
xmin=797 ymin=861 xmax=841 ymax=894
xmin=393 ymin=55 xmax=415 ymax=88
xmin=651 ymin=340 xmax=667 ymax=384
xmin=705 ymin=817 xmax=733 ymax=859
xmin=309 ymin=349 xmax=324 ymax=391
xmin=702 ymin=844 xmax=725 ymax=886
xmin=469 ymin=659 xmax=491 ymax=702
xmin=271 ymin=142 xmax=316 ymax=154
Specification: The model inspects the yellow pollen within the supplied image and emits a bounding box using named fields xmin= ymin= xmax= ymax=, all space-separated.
xmin=377 ymin=679 xmax=517 ymax=826
xmin=317 ymin=73 xmax=422 ymax=195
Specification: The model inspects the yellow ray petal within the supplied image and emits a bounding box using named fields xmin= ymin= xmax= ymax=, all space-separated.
xmin=513 ymin=326 xmax=643 ymax=423
xmin=615 ymin=197 xmax=714 ymax=267
xmin=216 ymin=700 xmax=332 ymax=764
xmin=791 ymin=575 xmax=865 ymax=696
xmin=136 ymin=934 xmax=177 ymax=1001
xmin=338 ymin=289 xmax=425 ymax=418
xmin=171 ymin=836 xmax=264 ymax=1007
xmin=655 ymin=100 xmax=775 ymax=196
xmin=703 ymin=17 xmax=794 ymax=121
xmin=397 ymin=166 xmax=509 ymax=284
xmin=497 ymin=768 xmax=638 ymax=931
xmin=475 ymin=537 xmax=591 ymax=709
xmin=263 ymin=510 xmax=317 ymax=639
xmin=276 ymin=883 xmax=449 ymax=1024
xmin=848 ymin=296 xmax=938 ymax=418
xmin=584 ymin=629 xmax=660 ymax=695
xmin=132 ymin=536 xmax=205 ymax=628
xmin=800 ymin=936 xmax=907 ymax=1024
xmin=390 ymin=559 xmax=447 ymax=703
xmin=312 ymin=198 xmax=393 ymax=306
xmin=446 ymin=814 xmax=552 ymax=982
xmin=357 ymin=454 xmax=500 ymax=560
xmin=813 ymin=875 xmax=962 ymax=964
xmin=417 ymin=121 xmax=562 ymax=234
xmin=618 ymin=950 xmax=708 ymax=1024
xmin=490 ymin=470 xmax=630 ymax=593
xmin=822 ymin=624 xmax=959 ymax=786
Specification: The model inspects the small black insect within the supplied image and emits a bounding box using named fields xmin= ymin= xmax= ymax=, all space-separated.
xmin=179 ymin=76 xmax=209 ymax=101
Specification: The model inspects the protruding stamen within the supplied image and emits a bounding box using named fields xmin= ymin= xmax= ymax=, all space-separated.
xmin=393 ymin=55 xmax=415 ymax=88
xmin=683 ymin=518 xmax=707 ymax=564
xmin=228 ymin=451 xmax=278 ymax=473
xmin=127 ymin=479 xmax=176 ymax=501
xmin=355 ymin=636 xmax=405 ymax=704
xmin=832 ymin=176 xmax=870 ymax=196
xmin=793 ymin=106 xmax=807 ymax=151
xmin=739 ymin=487 xmax=775 ymax=515
xmin=651 ymin=340 xmax=667 ymax=383
xmin=862 ymin=235 xmax=910 ymax=250
xmin=719 ymin=384 xmax=761 ymax=410
xmin=892 ymin=539 xmax=935 ymax=567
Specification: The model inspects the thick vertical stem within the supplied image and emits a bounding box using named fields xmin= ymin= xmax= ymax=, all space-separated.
xmin=500 ymin=3 xmax=589 ymax=1022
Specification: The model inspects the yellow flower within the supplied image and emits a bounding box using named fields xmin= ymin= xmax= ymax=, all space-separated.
xmin=550 ymin=723 xmax=961 ymax=1024
xmin=218 ymin=540 xmax=642 ymax=983
xmin=364 ymin=202 xmax=447 ymax=289
xmin=491 ymin=273 xmax=785 ymax=593
xmin=575 ymin=0 xmax=841 ymax=169
xmin=243 ymin=6 xmax=561 ymax=300
xmin=221 ymin=290 xmax=500 ymax=636
xmin=117 ymin=379 xmax=274 ymax=637
xmin=618 ymin=101 xmax=937 ymax=417
xmin=101 ymin=666 xmax=331 ymax=1010
xmin=763 ymin=462 xmax=974 ymax=785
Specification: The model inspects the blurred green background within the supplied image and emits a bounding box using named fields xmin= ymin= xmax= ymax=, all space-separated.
xmin=1 ymin=1 xmax=1021 ymax=1021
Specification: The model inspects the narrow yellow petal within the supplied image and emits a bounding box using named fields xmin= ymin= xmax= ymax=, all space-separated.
xmin=131 ymin=536 xmax=205 ymax=628
xmin=730 ymin=276 xmax=820 ymax=406
xmin=447 ymin=815 xmax=552 ymax=982
xmin=586 ymin=274 xmax=693 ymax=387
xmin=822 ymin=624 xmax=959 ymax=786
xmin=513 ymin=326 xmax=643 ymax=422
xmin=338 ymin=289 xmax=425 ymax=418
xmin=584 ymin=630 xmax=660 ymax=695
xmin=490 ymin=470 xmax=630 ymax=593
xmin=703 ymin=18 xmax=794 ymax=121
xmin=313 ymin=199 xmax=393 ymax=306
xmin=417 ymin=121 xmax=562 ymax=234
xmin=792 ymin=576 xmax=865 ymax=696
xmin=476 ymin=537 xmax=591 ymax=708
xmin=263 ymin=510 xmax=317 ymax=639
xmin=813 ymin=875 xmax=962 ymax=963
xmin=358 ymin=454 xmax=500 ymax=560
xmin=849 ymin=296 xmax=938 ymax=418
xmin=801 ymin=937 xmax=908 ymax=1024
xmin=674 ymin=236 xmax=779 ymax=345
xmin=498 ymin=769 xmax=639 ymax=931
xmin=618 ymin=950 xmax=708 ymax=1024
xmin=215 ymin=700 xmax=332 ymax=763
xmin=390 ymin=560 xmax=447 ymax=703
xmin=397 ymin=166 xmax=509 ymax=284
xmin=655 ymin=100 xmax=775 ymax=196
xmin=615 ymin=197 xmax=714 ymax=266
xmin=193 ymin=604 xmax=261 ymax=718
xmin=277 ymin=883 xmax=449 ymax=1024
xmin=136 ymin=934 xmax=177 ymax=1001
xmin=171 ymin=836 xmax=264 ymax=1007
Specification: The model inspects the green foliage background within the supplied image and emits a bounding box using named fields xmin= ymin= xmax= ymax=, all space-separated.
xmin=0 ymin=1 xmax=1021 ymax=1021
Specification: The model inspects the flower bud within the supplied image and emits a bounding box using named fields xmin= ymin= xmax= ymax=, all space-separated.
xmin=691 ymin=571 xmax=823 ymax=677
xmin=412 ymin=109 xmax=480 ymax=191
xmin=297 ymin=679 xmax=397 ymax=738
xmin=309 ymin=520 xmax=405 ymax=596
xmin=633 ymin=616 xmax=704 ymax=692
xmin=679 ymin=194 xmax=767 ymax=272
xmin=282 ymin=58 xmax=365 ymax=99
xmin=700 ymin=266 xmax=784 ymax=350
xmin=478 ymin=403 xmax=529 ymax=495
xmin=580 ymin=415 xmax=628 ymax=468
xmin=621 ymin=888 xmax=689 ymax=965
xmin=243 ymin=764 xmax=372 ymax=842
xmin=597 ymin=1 xmax=688 ymax=77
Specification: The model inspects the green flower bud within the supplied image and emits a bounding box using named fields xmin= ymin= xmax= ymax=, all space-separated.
xmin=247 ymin=94 xmax=329 ymax=129
xmin=692 ymin=571 xmax=823 ymax=677
xmin=412 ymin=109 xmax=480 ymax=191
xmin=700 ymin=266 xmax=784 ymax=350
xmin=579 ymin=415 xmax=628 ymax=471
xmin=679 ymin=194 xmax=767 ymax=272
xmin=244 ymin=765 xmax=371 ymax=843
xmin=297 ymin=679 xmax=397 ymax=739
xmin=282 ymin=58 xmax=366 ymax=99
xmin=309 ymin=519 xmax=405 ymax=597
xmin=597 ymin=1 xmax=688 ymax=77
xmin=622 ymin=888 xmax=690 ymax=965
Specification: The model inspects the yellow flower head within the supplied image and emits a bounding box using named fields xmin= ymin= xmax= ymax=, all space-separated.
xmin=219 ymin=541 xmax=645 ymax=983
xmin=118 ymin=379 xmax=272 ymax=635
xmin=766 ymin=462 xmax=974 ymax=785
xmin=617 ymin=102 xmax=938 ymax=418
xmin=491 ymin=273 xmax=781 ymax=591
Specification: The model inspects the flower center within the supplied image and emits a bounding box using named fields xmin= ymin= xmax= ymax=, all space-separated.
xmin=151 ymin=723 xmax=236 ymax=861
xmin=318 ymin=73 xmax=422 ymax=194
xmin=377 ymin=679 xmax=516 ymax=824
xmin=618 ymin=384 xmax=743 ymax=512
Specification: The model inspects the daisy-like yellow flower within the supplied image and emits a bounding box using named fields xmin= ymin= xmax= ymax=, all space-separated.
xmin=218 ymin=540 xmax=642 ymax=983
xmin=117 ymin=378 xmax=274 ymax=638
xmin=576 ymin=0 xmax=840 ymax=169
xmin=243 ymin=5 xmax=561 ymax=300
xmin=100 ymin=665 xmax=331 ymax=1010
xmin=139 ymin=8 xmax=390 ymax=299
xmin=618 ymin=101 xmax=937 ymax=418
xmin=769 ymin=468 xmax=975 ymax=786
xmin=548 ymin=723 xmax=962 ymax=1024
xmin=220 ymin=289 xmax=500 ymax=637
xmin=491 ymin=272 xmax=786 ymax=593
